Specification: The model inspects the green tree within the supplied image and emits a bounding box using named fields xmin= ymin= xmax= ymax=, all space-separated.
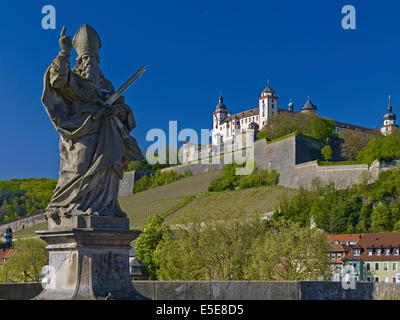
xmin=0 ymin=239 xmax=48 ymax=283
xmin=135 ymin=215 xmax=164 ymax=280
xmin=244 ymin=219 xmax=331 ymax=281
xmin=339 ymin=129 xmax=375 ymax=161
xmin=357 ymin=129 xmax=400 ymax=164
xmin=321 ymin=145 xmax=333 ymax=161
xmin=154 ymin=215 xmax=266 ymax=280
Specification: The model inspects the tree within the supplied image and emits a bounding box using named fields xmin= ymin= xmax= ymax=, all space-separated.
xmin=339 ymin=129 xmax=374 ymax=161
xmin=154 ymin=215 xmax=267 ymax=280
xmin=257 ymin=112 xmax=337 ymax=142
xmin=135 ymin=215 xmax=164 ymax=280
xmin=357 ymin=129 xmax=400 ymax=164
xmin=0 ymin=238 xmax=48 ymax=283
xmin=153 ymin=217 xmax=331 ymax=281
xmin=244 ymin=219 xmax=331 ymax=281
xmin=321 ymin=145 xmax=333 ymax=161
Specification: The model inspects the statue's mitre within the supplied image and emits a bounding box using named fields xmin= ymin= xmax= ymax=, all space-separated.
xmin=72 ymin=24 xmax=102 ymax=57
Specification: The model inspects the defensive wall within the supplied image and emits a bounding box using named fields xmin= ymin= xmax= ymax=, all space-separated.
xmin=0 ymin=212 xmax=46 ymax=238
xmin=2 ymin=281 xmax=400 ymax=300
xmin=132 ymin=134 xmax=388 ymax=191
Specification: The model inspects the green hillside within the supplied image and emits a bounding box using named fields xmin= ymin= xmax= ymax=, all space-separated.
xmin=10 ymin=169 xmax=293 ymax=236
xmin=164 ymin=186 xmax=294 ymax=225
xmin=119 ymin=170 xmax=223 ymax=228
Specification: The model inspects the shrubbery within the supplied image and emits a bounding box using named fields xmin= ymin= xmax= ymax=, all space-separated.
xmin=356 ymin=129 xmax=400 ymax=164
xmin=136 ymin=216 xmax=331 ymax=281
xmin=133 ymin=169 xmax=193 ymax=194
xmin=0 ymin=178 xmax=57 ymax=222
xmin=274 ymin=168 xmax=400 ymax=234
xmin=207 ymin=162 xmax=280 ymax=192
xmin=257 ymin=112 xmax=337 ymax=142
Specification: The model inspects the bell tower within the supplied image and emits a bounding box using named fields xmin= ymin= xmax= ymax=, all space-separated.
xmin=259 ymin=80 xmax=278 ymax=129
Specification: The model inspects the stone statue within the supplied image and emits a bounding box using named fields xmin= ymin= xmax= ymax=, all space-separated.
xmin=35 ymin=25 xmax=147 ymax=300
xmin=42 ymin=24 xmax=143 ymax=220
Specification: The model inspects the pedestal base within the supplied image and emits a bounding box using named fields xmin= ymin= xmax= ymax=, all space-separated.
xmin=34 ymin=218 xmax=149 ymax=300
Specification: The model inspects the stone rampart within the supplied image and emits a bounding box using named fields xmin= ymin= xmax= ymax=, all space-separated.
xmin=2 ymin=281 xmax=400 ymax=300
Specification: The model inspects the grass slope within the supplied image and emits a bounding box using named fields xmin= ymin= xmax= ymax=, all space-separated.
xmin=119 ymin=170 xmax=223 ymax=228
xmin=13 ymin=221 xmax=48 ymax=239
xmin=165 ymin=186 xmax=294 ymax=225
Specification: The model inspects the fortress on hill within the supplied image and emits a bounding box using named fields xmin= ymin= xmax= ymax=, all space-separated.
xmin=181 ymin=81 xmax=398 ymax=163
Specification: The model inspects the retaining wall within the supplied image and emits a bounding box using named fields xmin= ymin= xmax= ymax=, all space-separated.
xmin=0 ymin=212 xmax=46 ymax=237
xmin=2 ymin=281 xmax=400 ymax=300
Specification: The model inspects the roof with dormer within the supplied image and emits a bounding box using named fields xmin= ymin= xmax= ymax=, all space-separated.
xmin=343 ymin=233 xmax=400 ymax=261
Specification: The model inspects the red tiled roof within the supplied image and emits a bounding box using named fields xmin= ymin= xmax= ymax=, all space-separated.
xmin=325 ymin=234 xmax=363 ymax=243
xmin=0 ymin=249 xmax=12 ymax=266
xmin=343 ymin=233 xmax=400 ymax=261
xmin=330 ymin=243 xmax=351 ymax=252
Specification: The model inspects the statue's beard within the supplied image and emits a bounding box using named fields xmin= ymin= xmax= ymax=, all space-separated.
xmin=74 ymin=60 xmax=102 ymax=84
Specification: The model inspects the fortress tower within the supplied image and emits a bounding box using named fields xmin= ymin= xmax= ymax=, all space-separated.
xmin=381 ymin=96 xmax=398 ymax=136
xmin=258 ymin=80 xmax=279 ymax=128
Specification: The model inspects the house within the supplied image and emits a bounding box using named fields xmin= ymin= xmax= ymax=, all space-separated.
xmin=342 ymin=233 xmax=400 ymax=283
xmin=325 ymin=234 xmax=362 ymax=281
xmin=0 ymin=249 xmax=12 ymax=269
xmin=128 ymin=246 xmax=149 ymax=281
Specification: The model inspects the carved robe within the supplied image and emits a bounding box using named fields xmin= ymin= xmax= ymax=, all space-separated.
xmin=42 ymin=53 xmax=142 ymax=218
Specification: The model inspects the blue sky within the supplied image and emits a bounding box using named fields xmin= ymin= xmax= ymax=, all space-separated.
xmin=0 ymin=0 xmax=399 ymax=180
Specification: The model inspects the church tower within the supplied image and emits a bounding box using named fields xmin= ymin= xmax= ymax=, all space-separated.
xmin=213 ymin=96 xmax=230 ymax=129
xmin=212 ymin=96 xmax=230 ymax=145
xmin=381 ymin=95 xmax=398 ymax=136
xmin=258 ymin=80 xmax=278 ymax=129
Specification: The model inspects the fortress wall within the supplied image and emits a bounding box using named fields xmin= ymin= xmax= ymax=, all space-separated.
xmin=3 ymin=281 xmax=400 ymax=300
xmin=0 ymin=212 xmax=46 ymax=237
xmin=292 ymin=161 xmax=370 ymax=190
xmin=118 ymin=170 xmax=153 ymax=197
xmin=118 ymin=135 xmax=390 ymax=196
xmin=259 ymin=136 xmax=296 ymax=187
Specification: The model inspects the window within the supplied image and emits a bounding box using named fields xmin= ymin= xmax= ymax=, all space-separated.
xmin=375 ymin=263 xmax=380 ymax=271
xmin=354 ymin=249 xmax=360 ymax=256
xmin=377 ymin=249 xmax=382 ymax=256
xmin=385 ymin=248 xmax=391 ymax=256
xmin=375 ymin=277 xmax=379 ymax=282
xmin=337 ymin=253 xmax=342 ymax=259
xmin=384 ymin=277 xmax=389 ymax=283
xmin=366 ymin=277 xmax=371 ymax=282
xmin=366 ymin=263 xmax=371 ymax=271
xmin=332 ymin=253 xmax=336 ymax=259
xmin=394 ymin=277 xmax=397 ymax=283
xmin=368 ymin=249 xmax=373 ymax=256
xmin=384 ymin=263 xmax=388 ymax=271
xmin=395 ymin=248 xmax=399 ymax=255
xmin=393 ymin=263 xmax=397 ymax=271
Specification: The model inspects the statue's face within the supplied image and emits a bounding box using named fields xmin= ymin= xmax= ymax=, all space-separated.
xmin=78 ymin=54 xmax=101 ymax=84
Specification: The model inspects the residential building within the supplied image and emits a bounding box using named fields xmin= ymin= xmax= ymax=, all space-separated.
xmin=343 ymin=233 xmax=400 ymax=283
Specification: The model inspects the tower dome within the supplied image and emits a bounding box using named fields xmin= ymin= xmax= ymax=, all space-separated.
xmin=384 ymin=95 xmax=396 ymax=121
xmin=288 ymin=99 xmax=294 ymax=112
xmin=215 ymin=96 xmax=227 ymax=111
xmin=301 ymin=97 xmax=317 ymax=114
xmin=381 ymin=95 xmax=399 ymax=136
xmin=262 ymin=80 xmax=275 ymax=96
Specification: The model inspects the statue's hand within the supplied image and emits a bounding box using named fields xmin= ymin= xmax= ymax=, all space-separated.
xmin=59 ymin=26 xmax=72 ymax=53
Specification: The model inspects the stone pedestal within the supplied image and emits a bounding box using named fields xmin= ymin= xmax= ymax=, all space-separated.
xmin=34 ymin=216 xmax=148 ymax=300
